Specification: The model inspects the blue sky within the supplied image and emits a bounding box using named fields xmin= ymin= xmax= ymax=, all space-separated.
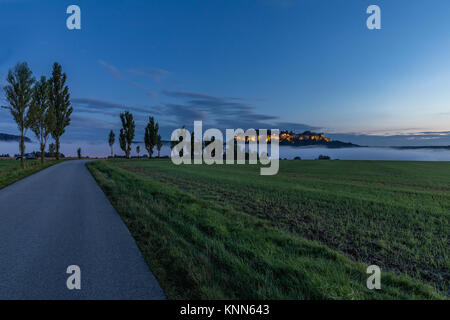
xmin=1 ymin=0 xmax=450 ymax=147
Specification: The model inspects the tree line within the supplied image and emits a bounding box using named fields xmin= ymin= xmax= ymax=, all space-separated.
xmin=108 ymin=112 xmax=163 ymax=159
xmin=2 ymin=62 xmax=72 ymax=168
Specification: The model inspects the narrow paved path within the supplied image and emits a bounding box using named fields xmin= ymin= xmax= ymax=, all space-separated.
xmin=0 ymin=160 xmax=165 ymax=299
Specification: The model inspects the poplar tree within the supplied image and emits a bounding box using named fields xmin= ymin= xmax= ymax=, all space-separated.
xmin=28 ymin=76 xmax=54 ymax=164
xmin=49 ymin=62 xmax=72 ymax=160
xmin=3 ymin=62 xmax=35 ymax=169
xmin=108 ymin=130 xmax=115 ymax=157
xmin=144 ymin=116 xmax=158 ymax=158
xmin=119 ymin=111 xmax=135 ymax=158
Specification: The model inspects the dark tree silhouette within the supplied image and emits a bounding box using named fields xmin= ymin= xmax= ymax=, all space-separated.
xmin=3 ymin=62 xmax=35 ymax=169
xmin=119 ymin=111 xmax=135 ymax=158
xmin=28 ymin=76 xmax=54 ymax=164
xmin=49 ymin=62 xmax=72 ymax=160
xmin=108 ymin=130 xmax=115 ymax=157
xmin=144 ymin=116 xmax=158 ymax=158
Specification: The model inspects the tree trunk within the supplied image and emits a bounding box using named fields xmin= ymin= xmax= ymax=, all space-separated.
xmin=20 ymin=132 xmax=25 ymax=169
xmin=40 ymin=143 xmax=45 ymax=164
xmin=56 ymin=137 xmax=60 ymax=160
xmin=110 ymin=146 xmax=113 ymax=157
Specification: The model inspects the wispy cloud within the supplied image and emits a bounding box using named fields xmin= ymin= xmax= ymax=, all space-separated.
xmin=160 ymin=89 xmax=318 ymax=132
xmin=126 ymin=68 xmax=170 ymax=82
xmin=71 ymin=114 xmax=116 ymax=130
xmin=56 ymin=97 xmax=163 ymax=143
xmin=98 ymin=60 xmax=125 ymax=81
xmin=97 ymin=60 xmax=158 ymax=98
xmin=72 ymin=98 xmax=161 ymax=118
xmin=342 ymin=129 xmax=450 ymax=137
xmin=94 ymin=65 xmax=319 ymax=134
xmin=67 ymin=91 xmax=319 ymax=142
xmin=328 ymin=131 xmax=450 ymax=147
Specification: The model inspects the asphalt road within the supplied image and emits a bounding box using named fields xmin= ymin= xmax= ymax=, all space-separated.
xmin=0 ymin=160 xmax=165 ymax=299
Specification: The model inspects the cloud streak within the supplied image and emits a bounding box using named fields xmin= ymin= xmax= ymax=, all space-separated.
xmin=67 ymin=89 xmax=319 ymax=143
xmin=98 ymin=60 xmax=124 ymax=81
xmin=97 ymin=60 xmax=159 ymax=98
xmin=160 ymin=89 xmax=318 ymax=133
xmin=126 ymin=68 xmax=170 ymax=82
xmin=72 ymin=98 xmax=158 ymax=117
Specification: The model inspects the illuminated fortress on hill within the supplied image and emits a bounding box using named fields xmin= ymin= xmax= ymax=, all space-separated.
xmin=279 ymin=131 xmax=331 ymax=144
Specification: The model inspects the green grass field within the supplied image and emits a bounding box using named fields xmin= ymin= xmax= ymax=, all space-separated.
xmin=0 ymin=159 xmax=61 ymax=190
xmin=87 ymin=159 xmax=449 ymax=299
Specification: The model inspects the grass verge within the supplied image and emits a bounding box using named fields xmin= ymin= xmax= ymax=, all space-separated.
xmin=0 ymin=159 xmax=62 ymax=190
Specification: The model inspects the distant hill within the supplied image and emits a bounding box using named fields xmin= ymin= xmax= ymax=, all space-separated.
xmin=0 ymin=133 xmax=32 ymax=143
xmin=230 ymin=130 xmax=360 ymax=148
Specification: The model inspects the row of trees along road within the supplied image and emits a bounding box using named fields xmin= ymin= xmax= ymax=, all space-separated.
xmin=108 ymin=113 xmax=163 ymax=158
xmin=2 ymin=62 xmax=73 ymax=168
